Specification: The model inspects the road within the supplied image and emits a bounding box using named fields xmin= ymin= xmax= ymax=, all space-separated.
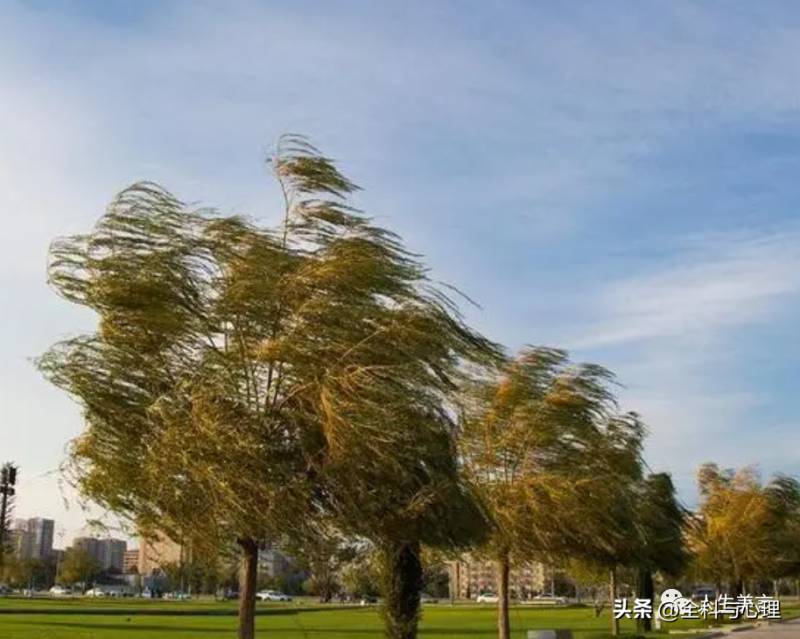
xmin=721 ymin=619 xmax=800 ymax=638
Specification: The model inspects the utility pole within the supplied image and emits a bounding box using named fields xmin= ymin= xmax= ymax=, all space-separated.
xmin=0 ymin=463 xmax=18 ymax=569
xmin=54 ymin=530 xmax=65 ymax=586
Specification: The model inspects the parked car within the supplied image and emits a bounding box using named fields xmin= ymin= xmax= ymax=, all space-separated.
xmin=216 ymin=588 xmax=239 ymax=601
xmin=360 ymin=595 xmax=378 ymax=605
xmin=256 ymin=590 xmax=292 ymax=602
xmin=164 ymin=591 xmax=191 ymax=601
xmin=85 ymin=588 xmax=107 ymax=597
xmin=49 ymin=585 xmax=70 ymax=597
xmin=476 ymin=593 xmax=500 ymax=603
xmin=525 ymin=594 xmax=568 ymax=605
xmin=420 ymin=593 xmax=439 ymax=604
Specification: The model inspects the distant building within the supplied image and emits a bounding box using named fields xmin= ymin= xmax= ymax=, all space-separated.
xmin=137 ymin=534 xmax=183 ymax=576
xmin=7 ymin=528 xmax=24 ymax=558
xmin=12 ymin=518 xmax=55 ymax=560
xmin=123 ymin=549 xmax=139 ymax=574
xmin=73 ymin=537 xmax=127 ymax=572
xmin=449 ymin=557 xmax=547 ymax=600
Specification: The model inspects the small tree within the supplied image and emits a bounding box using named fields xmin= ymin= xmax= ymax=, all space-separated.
xmin=460 ymin=347 xmax=645 ymax=639
xmin=59 ymin=548 xmax=101 ymax=588
xmin=288 ymin=529 xmax=356 ymax=602
xmin=570 ymin=413 xmax=645 ymax=638
xmin=325 ymin=405 xmax=493 ymax=639
xmin=635 ymin=473 xmax=688 ymax=633
xmin=340 ymin=550 xmax=381 ymax=599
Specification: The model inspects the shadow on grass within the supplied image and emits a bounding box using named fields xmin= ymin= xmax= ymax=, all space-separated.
xmin=12 ymin=619 xmax=630 ymax=638
xmin=12 ymin=620 xmax=233 ymax=633
xmin=0 ymin=606 xmax=341 ymax=617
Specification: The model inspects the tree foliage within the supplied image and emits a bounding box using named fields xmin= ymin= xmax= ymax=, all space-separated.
xmin=59 ymin=548 xmax=101 ymax=587
xmin=635 ymin=472 xmax=687 ymax=632
xmin=689 ymin=464 xmax=800 ymax=591
xmin=39 ymin=135 xmax=497 ymax=639
xmin=637 ymin=473 xmax=687 ymax=577
xmin=460 ymin=347 xmax=645 ymax=639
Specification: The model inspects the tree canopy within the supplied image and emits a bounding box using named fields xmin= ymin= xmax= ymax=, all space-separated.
xmin=39 ymin=135 xmax=498 ymax=639
xmin=459 ymin=347 xmax=645 ymax=639
xmin=689 ymin=464 xmax=800 ymax=592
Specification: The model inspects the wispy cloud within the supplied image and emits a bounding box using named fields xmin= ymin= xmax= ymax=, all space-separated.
xmin=572 ymin=228 xmax=800 ymax=349
xmin=4 ymin=0 xmax=800 ymax=527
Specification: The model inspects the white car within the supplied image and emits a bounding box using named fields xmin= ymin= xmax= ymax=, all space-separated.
xmin=257 ymin=590 xmax=292 ymax=602
xmin=85 ymin=588 xmax=107 ymax=597
xmin=49 ymin=585 xmax=70 ymax=597
xmin=164 ymin=591 xmax=191 ymax=601
xmin=476 ymin=593 xmax=500 ymax=603
xmin=525 ymin=594 xmax=568 ymax=605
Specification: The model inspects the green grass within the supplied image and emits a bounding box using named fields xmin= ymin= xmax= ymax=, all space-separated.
xmin=0 ymin=600 xmax=721 ymax=639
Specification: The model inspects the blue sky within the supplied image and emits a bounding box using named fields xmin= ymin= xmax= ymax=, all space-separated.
xmin=2 ymin=0 xmax=800 ymax=544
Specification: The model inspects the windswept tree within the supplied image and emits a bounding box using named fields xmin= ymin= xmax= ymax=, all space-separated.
xmin=689 ymin=464 xmax=800 ymax=595
xmin=460 ymin=347 xmax=645 ymax=639
xmin=39 ymin=135 xmax=496 ymax=639
xmin=323 ymin=401 xmax=493 ymax=638
xmin=635 ymin=473 xmax=687 ymax=633
xmin=763 ymin=475 xmax=800 ymax=587
xmin=568 ymin=409 xmax=645 ymax=638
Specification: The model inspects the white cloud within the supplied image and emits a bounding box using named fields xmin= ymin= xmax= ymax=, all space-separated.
xmin=572 ymin=228 xmax=800 ymax=349
xmin=3 ymin=0 xmax=800 ymax=522
xmin=559 ymin=226 xmax=800 ymax=503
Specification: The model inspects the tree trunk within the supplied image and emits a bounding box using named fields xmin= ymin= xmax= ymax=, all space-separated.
xmin=496 ymin=552 xmax=511 ymax=639
xmin=380 ymin=541 xmax=423 ymax=639
xmin=237 ymin=537 xmax=259 ymax=639
xmin=449 ymin=562 xmax=459 ymax=605
xmin=637 ymin=568 xmax=654 ymax=633
xmin=609 ymin=566 xmax=619 ymax=637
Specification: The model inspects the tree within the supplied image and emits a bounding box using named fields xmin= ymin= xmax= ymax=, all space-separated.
xmin=689 ymin=464 xmax=800 ymax=595
xmin=58 ymin=548 xmax=101 ymax=588
xmin=635 ymin=473 xmax=687 ymax=633
xmin=324 ymin=403 xmax=493 ymax=639
xmin=8 ymin=558 xmax=42 ymax=590
xmin=763 ymin=475 xmax=800 ymax=587
xmin=340 ymin=549 xmax=381 ymax=599
xmin=460 ymin=347 xmax=645 ymax=639
xmin=0 ymin=554 xmax=20 ymax=587
xmin=568 ymin=411 xmax=645 ymax=638
xmin=39 ymin=135 xmax=496 ymax=639
xmin=567 ymin=558 xmax=608 ymax=611
xmin=288 ymin=529 xmax=356 ymax=602
xmin=160 ymin=561 xmax=188 ymax=593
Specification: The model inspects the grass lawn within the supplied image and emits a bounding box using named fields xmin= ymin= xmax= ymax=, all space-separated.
xmin=0 ymin=600 xmax=728 ymax=639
